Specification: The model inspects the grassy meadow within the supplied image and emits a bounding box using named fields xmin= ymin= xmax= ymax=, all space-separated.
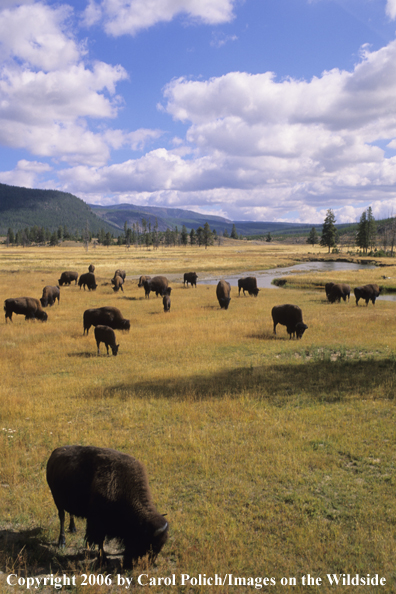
xmin=0 ymin=242 xmax=396 ymax=593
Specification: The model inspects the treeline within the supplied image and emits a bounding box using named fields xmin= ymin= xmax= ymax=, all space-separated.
xmin=3 ymin=218 xmax=234 ymax=248
xmin=307 ymin=207 xmax=396 ymax=256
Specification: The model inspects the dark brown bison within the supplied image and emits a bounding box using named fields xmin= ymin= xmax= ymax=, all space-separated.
xmin=327 ymin=283 xmax=351 ymax=303
xmin=83 ymin=306 xmax=130 ymax=335
xmin=88 ymin=264 xmax=95 ymax=273
xmin=216 ymin=280 xmax=231 ymax=309
xmin=138 ymin=275 xmax=151 ymax=287
xmin=58 ymin=271 xmax=78 ymax=286
xmin=272 ymin=304 xmax=308 ymax=339
xmin=238 ymin=277 xmax=259 ymax=297
xmin=94 ymin=326 xmax=119 ymax=356
xmin=163 ymin=295 xmax=171 ymax=312
xmin=46 ymin=445 xmax=168 ymax=568
xmin=40 ymin=285 xmax=60 ymax=307
xmin=4 ymin=297 xmax=48 ymax=322
xmin=354 ymin=284 xmax=381 ymax=306
xmin=112 ymin=275 xmax=124 ymax=292
xmin=78 ymin=272 xmax=98 ymax=291
xmin=143 ymin=276 xmax=169 ymax=298
xmin=183 ymin=272 xmax=198 ymax=288
xmin=325 ymin=282 xmax=335 ymax=300
xmin=113 ymin=269 xmax=126 ymax=281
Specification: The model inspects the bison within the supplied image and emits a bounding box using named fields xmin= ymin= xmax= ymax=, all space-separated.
xmin=88 ymin=264 xmax=95 ymax=273
xmin=143 ymin=276 xmax=169 ymax=298
xmin=46 ymin=445 xmax=168 ymax=568
xmin=79 ymin=272 xmax=98 ymax=291
xmin=163 ymin=295 xmax=171 ymax=312
xmin=272 ymin=304 xmax=308 ymax=339
xmin=327 ymin=283 xmax=351 ymax=304
xmin=112 ymin=275 xmax=124 ymax=293
xmin=58 ymin=271 xmax=78 ymax=286
xmin=183 ymin=272 xmax=198 ymax=288
xmin=94 ymin=325 xmax=119 ymax=356
xmin=216 ymin=280 xmax=231 ymax=309
xmin=138 ymin=275 xmax=151 ymax=288
xmin=324 ymin=282 xmax=335 ymax=300
xmin=40 ymin=285 xmax=60 ymax=307
xmin=113 ymin=269 xmax=126 ymax=281
xmin=83 ymin=306 xmax=130 ymax=335
xmin=354 ymin=284 xmax=381 ymax=306
xmin=4 ymin=297 xmax=48 ymax=323
xmin=238 ymin=277 xmax=259 ymax=297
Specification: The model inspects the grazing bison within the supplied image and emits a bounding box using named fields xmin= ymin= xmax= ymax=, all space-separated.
xmin=327 ymin=283 xmax=351 ymax=304
xmin=94 ymin=326 xmax=119 ymax=356
xmin=143 ymin=276 xmax=169 ymax=298
xmin=78 ymin=272 xmax=98 ymax=291
xmin=40 ymin=285 xmax=60 ymax=307
xmin=238 ymin=277 xmax=259 ymax=297
xmin=113 ymin=269 xmax=126 ymax=281
xmin=58 ymin=271 xmax=78 ymax=286
xmin=163 ymin=295 xmax=171 ymax=312
xmin=138 ymin=275 xmax=151 ymax=288
xmin=354 ymin=284 xmax=381 ymax=306
xmin=324 ymin=282 xmax=335 ymax=300
xmin=216 ymin=280 xmax=231 ymax=310
xmin=88 ymin=264 xmax=95 ymax=273
xmin=83 ymin=306 xmax=130 ymax=335
xmin=272 ymin=304 xmax=308 ymax=339
xmin=4 ymin=297 xmax=48 ymax=323
xmin=183 ymin=272 xmax=198 ymax=288
xmin=112 ymin=275 xmax=124 ymax=293
xmin=46 ymin=445 xmax=168 ymax=568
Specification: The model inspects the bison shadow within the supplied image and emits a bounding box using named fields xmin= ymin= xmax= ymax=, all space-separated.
xmin=93 ymin=357 xmax=396 ymax=405
xmin=68 ymin=352 xmax=97 ymax=359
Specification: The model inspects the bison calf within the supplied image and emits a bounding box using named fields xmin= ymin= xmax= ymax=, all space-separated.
xmin=272 ymin=304 xmax=308 ymax=339
xmin=163 ymin=295 xmax=171 ymax=312
xmin=94 ymin=325 xmax=119 ymax=356
xmin=40 ymin=285 xmax=60 ymax=307
xmin=46 ymin=445 xmax=168 ymax=568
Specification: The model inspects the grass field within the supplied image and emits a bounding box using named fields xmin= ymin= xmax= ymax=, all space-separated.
xmin=0 ymin=243 xmax=395 ymax=593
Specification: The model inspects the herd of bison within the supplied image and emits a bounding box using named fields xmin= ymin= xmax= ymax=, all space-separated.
xmin=3 ymin=265 xmax=383 ymax=568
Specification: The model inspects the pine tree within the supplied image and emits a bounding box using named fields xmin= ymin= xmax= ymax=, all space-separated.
xmin=307 ymin=226 xmax=319 ymax=246
xmin=356 ymin=210 xmax=368 ymax=252
xmin=181 ymin=225 xmax=188 ymax=246
xmin=320 ymin=209 xmax=337 ymax=253
xmin=190 ymin=228 xmax=196 ymax=245
xmin=230 ymin=224 xmax=238 ymax=239
xmin=203 ymin=222 xmax=213 ymax=248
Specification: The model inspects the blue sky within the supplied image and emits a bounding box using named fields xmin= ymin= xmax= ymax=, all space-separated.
xmin=1 ymin=0 xmax=396 ymax=223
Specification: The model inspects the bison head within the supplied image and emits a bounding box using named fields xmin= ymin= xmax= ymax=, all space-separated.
xmin=295 ymin=322 xmax=308 ymax=339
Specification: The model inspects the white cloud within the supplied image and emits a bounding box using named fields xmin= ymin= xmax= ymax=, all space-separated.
xmin=0 ymin=3 xmax=134 ymax=165
xmin=0 ymin=159 xmax=51 ymax=188
xmin=83 ymin=0 xmax=236 ymax=37
xmin=386 ymin=0 xmax=396 ymax=20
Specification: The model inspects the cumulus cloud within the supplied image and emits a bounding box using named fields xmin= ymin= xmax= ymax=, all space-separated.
xmin=83 ymin=0 xmax=236 ymax=36
xmin=0 ymin=3 xmax=137 ymax=165
xmin=0 ymin=159 xmax=52 ymax=188
xmin=386 ymin=0 xmax=396 ymax=20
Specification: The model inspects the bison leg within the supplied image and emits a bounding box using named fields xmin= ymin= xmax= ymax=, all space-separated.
xmin=69 ymin=515 xmax=77 ymax=534
xmin=57 ymin=508 xmax=66 ymax=547
xmin=105 ymin=344 xmax=110 ymax=355
xmin=273 ymin=322 xmax=277 ymax=335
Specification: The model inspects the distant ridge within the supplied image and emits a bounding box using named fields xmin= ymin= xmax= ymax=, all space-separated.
xmin=0 ymin=183 xmax=117 ymax=235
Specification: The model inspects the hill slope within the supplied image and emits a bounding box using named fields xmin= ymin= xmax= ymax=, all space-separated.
xmin=0 ymin=184 xmax=117 ymax=235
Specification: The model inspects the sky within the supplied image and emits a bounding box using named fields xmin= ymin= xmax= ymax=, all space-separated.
xmin=2 ymin=1 xmax=396 ymax=223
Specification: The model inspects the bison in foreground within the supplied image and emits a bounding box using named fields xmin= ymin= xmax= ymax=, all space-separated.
xmin=94 ymin=325 xmax=119 ymax=356
xmin=272 ymin=304 xmax=308 ymax=339
xmin=327 ymin=283 xmax=351 ymax=304
xmin=138 ymin=275 xmax=151 ymax=288
xmin=79 ymin=272 xmax=97 ymax=291
xmin=4 ymin=297 xmax=48 ymax=323
xmin=46 ymin=445 xmax=168 ymax=568
xmin=58 ymin=271 xmax=78 ymax=286
xmin=183 ymin=272 xmax=198 ymax=288
xmin=216 ymin=280 xmax=231 ymax=309
xmin=238 ymin=277 xmax=259 ymax=297
xmin=83 ymin=306 xmax=130 ymax=335
xmin=40 ymin=285 xmax=60 ymax=307
xmin=354 ymin=284 xmax=381 ymax=306
xmin=143 ymin=276 xmax=169 ymax=298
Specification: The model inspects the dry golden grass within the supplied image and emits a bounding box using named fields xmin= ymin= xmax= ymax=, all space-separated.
xmin=0 ymin=243 xmax=395 ymax=593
